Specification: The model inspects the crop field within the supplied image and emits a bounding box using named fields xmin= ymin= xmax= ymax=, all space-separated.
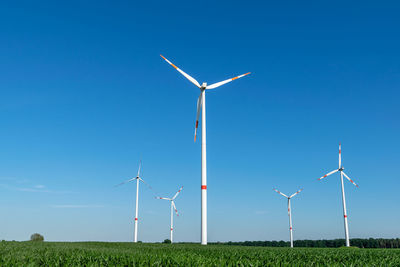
xmin=0 ymin=241 xmax=399 ymax=266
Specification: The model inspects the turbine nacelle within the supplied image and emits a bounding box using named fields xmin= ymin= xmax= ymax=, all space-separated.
xmin=201 ymin=82 xmax=207 ymax=89
xmin=339 ymin=167 xmax=344 ymax=171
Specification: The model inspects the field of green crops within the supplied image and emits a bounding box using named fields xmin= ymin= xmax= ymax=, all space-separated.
xmin=0 ymin=241 xmax=399 ymax=266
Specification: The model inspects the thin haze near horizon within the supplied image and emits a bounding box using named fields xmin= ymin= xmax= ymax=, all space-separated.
xmin=0 ymin=1 xmax=399 ymax=242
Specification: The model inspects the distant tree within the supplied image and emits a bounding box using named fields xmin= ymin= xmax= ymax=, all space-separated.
xmin=217 ymin=238 xmax=400 ymax=249
xmin=163 ymin=239 xmax=171 ymax=244
xmin=30 ymin=233 xmax=44 ymax=242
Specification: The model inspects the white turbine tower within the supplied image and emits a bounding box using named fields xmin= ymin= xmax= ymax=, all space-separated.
xmin=273 ymin=188 xmax=303 ymax=248
xmin=116 ymin=160 xmax=151 ymax=243
xmin=318 ymin=143 xmax=359 ymax=247
xmin=161 ymin=55 xmax=250 ymax=245
xmin=156 ymin=186 xmax=183 ymax=243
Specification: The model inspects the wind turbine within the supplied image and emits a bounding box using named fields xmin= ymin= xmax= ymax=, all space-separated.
xmin=156 ymin=186 xmax=183 ymax=243
xmin=116 ymin=160 xmax=151 ymax=243
xmin=273 ymin=188 xmax=303 ymax=248
xmin=318 ymin=143 xmax=359 ymax=247
xmin=161 ymin=55 xmax=250 ymax=245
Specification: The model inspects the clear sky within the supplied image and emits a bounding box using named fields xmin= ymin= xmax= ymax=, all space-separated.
xmin=0 ymin=1 xmax=399 ymax=242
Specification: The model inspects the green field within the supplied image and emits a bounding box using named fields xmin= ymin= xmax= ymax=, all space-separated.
xmin=1 ymin=241 xmax=399 ymax=266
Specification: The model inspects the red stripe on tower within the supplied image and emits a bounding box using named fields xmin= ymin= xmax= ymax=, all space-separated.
xmin=135 ymin=218 xmax=138 ymax=221
xmin=290 ymin=227 xmax=292 ymax=230
xmin=344 ymin=215 xmax=347 ymax=218
xmin=201 ymin=185 xmax=207 ymax=190
xmin=196 ymin=121 xmax=199 ymax=128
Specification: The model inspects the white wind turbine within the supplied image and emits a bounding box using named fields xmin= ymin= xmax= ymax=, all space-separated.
xmin=156 ymin=186 xmax=183 ymax=243
xmin=161 ymin=55 xmax=250 ymax=245
xmin=116 ymin=160 xmax=151 ymax=243
xmin=273 ymin=188 xmax=303 ymax=248
xmin=318 ymin=143 xmax=359 ymax=247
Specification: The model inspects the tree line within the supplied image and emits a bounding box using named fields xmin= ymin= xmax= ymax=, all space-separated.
xmin=212 ymin=238 xmax=400 ymax=248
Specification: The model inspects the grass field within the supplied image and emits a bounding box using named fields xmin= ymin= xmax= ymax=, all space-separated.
xmin=1 ymin=241 xmax=399 ymax=266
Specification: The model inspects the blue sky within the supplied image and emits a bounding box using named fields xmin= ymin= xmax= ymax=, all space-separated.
xmin=0 ymin=1 xmax=399 ymax=242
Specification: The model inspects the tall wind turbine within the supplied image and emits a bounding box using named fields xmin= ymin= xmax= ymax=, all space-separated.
xmin=273 ymin=188 xmax=303 ymax=248
xmin=156 ymin=186 xmax=183 ymax=243
xmin=318 ymin=143 xmax=359 ymax=247
xmin=116 ymin=160 xmax=151 ymax=243
xmin=161 ymin=55 xmax=250 ymax=245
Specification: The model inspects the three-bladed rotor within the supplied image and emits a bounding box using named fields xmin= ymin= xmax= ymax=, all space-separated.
xmin=115 ymin=160 xmax=152 ymax=189
xmin=318 ymin=143 xmax=359 ymax=188
xmin=273 ymin=188 xmax=303 ymax=199
xmin=160 ymin=55 xmax=251 ymax=142
xmin=156 ymin=186 xmax=183 ymax=216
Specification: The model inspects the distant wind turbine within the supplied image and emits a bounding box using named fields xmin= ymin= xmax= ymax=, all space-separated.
xmin=116 ymin=160 xmax=151 ymax=243
xmin=156 ymin=186 xmax=183 ymax=243
xmin=161 ymin=55 xmax=250 ymax=245
xmin=273 ymin=188 xmax=303 ymax=248
xmin=318 ymin=143 xmax=359 ymax=247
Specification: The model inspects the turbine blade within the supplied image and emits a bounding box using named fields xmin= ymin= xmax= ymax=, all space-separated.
xmin=206 ymin=72 xmax=251 ymax=89
xmin=342 ymin=172 xmax=359 ymax=188
xmin=156 ymin=197 xmax=171 ymax=200
xmin=273 ymin=188 xmax=289 ymax=198
xmin=138 ymin=177 xmax=153 ymax=190
xmin=318 ymin=169 xmax=339 ymax=181
xmin=172 ymin=201 xmax=179 ymax=216
xmin=339 ymin=143 xmax=342 ymax=169
xmin=289 ymin=188 xmax=303 ymax=198
xmin=114 ymin=178 xmax=136 ymax=187
xmin=172 ymin=186 xmax=183 ymax=200
xmin=137 ymin=160 xmax=142 ymax=177
xmin=194 ymin=92 xmax=202 ymax=142
xmin=160 ymin=55 xmax=201 ymax=88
